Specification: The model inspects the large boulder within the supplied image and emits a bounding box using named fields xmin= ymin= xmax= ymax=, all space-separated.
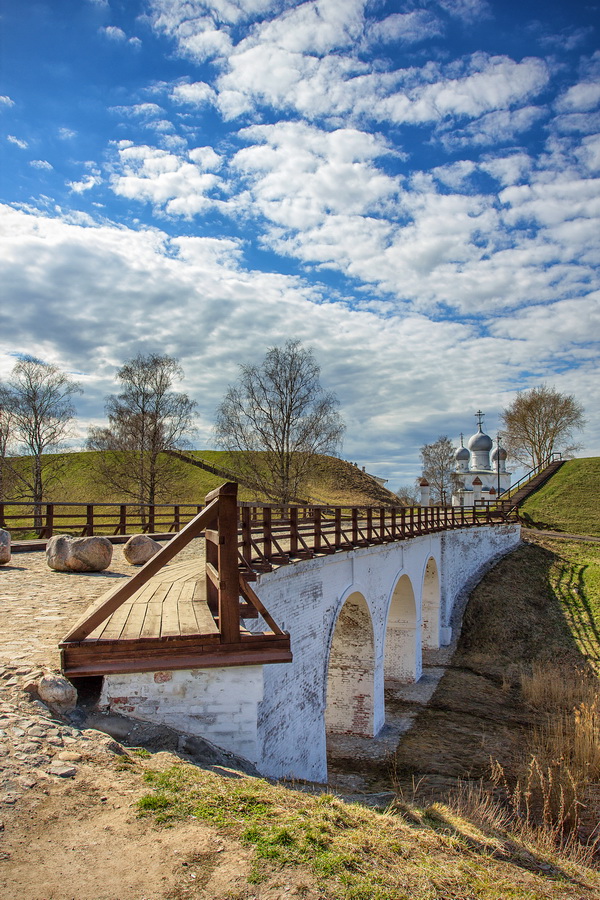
xmin=46 ymin=534 xmax=113 ymax=572
xmin=123 ymin=533 xmax=162 ymax=566
xmin=0 ymin=528 xmax=10 ymax=565
xmin=38 ymin=673 xmax=77 ymax=714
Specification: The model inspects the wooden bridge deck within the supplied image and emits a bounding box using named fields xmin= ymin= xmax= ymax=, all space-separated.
xmin=85 ymin=559 xmax=218 ymax=643
xmin=60 ymin=553 xmax=292 ymax=679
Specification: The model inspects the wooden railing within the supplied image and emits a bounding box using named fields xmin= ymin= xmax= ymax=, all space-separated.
xmin=236 ymin=501 xmax=517 ymax=575
xmin=0 ymin=501 xmax=204 ymax=539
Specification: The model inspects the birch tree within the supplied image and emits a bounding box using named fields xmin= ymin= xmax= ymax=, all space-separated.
xmin=215 ymin=341 xmax=344 ymax=504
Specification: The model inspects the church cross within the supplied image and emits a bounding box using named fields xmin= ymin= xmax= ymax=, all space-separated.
xmin=475 ymin=410 xmax=485 ymax=430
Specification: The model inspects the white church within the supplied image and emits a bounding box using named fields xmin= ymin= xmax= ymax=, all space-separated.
xmin=451 ymin=411 xmax=510 ymax=507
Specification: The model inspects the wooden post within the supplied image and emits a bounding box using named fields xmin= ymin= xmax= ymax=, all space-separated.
xmin=241 ymin=505 xmax=252 ymax=568
xmin=314 ymin=508 xmax=322 ymax=553
xmin=148 ymin=505 xmax=155 ymax=534
xmin=263 ymin=507 xmax=272 ymax=563
xmin=352 ymin=508 xmax=359 ymax=545
xmin=334 ymin=508 xmax=342 ymax=548
xmin=209 ymin=483 xmax=241 ymax=645
xmin=0 ymin=503 xmax=4 ymax=529
xmin=86 ymin=504 xmax=94 ymax=536
xmin=44 ymin=503 xmax=54 ymax=539
xmin=119 ymin=504 xmax=127 ymax=535
xmin=173 ymin=505 xmax=180 ymax=533
xmin=290 ymin=507 xmax=299 ymax=556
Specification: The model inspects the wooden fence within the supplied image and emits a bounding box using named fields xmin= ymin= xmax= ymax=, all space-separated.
xmin=0 ymin=497 xmax=516 ymax=553
xmin=236 ymin=501 xmax=517 ymax=575
xmin=0 ymin=501 xmax=204 ymax=538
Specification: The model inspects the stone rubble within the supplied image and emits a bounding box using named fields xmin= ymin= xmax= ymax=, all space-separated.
xmin=0 ymin=539 xmax=207 ymax=820
xmin=0 ymin=662 xmax=127 ymax=810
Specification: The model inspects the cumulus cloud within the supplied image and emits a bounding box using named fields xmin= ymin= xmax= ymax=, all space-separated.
xmin=7 ymin=135 xmax=28 ymax=149
xmin=556 ymin=81 xmax=600 ymax=112
xmin=171 ymin=81 xmax=217 ymax=106
xmin=367 ymin=11 xmax=442 ymax=45
xmin=109 ymin=144 xmax=224 ymax=217
xmin=3 ymin=202 xmax=596 ymax=478
xmin=30 ymin=159 xmax=53 ymax=170
xmin=102 ymin=25 xmax=127 ymax=41
xmin=438 ymin=105 xmax=546 ymax=149
xmin=68 ymin=174 xmax=102 ymax=193
xmin=110 ymin=102 xmax=164 ymax=118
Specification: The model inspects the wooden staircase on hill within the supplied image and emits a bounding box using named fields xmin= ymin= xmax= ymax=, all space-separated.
xmin=497 ymin=455 xmax=565 ymax=514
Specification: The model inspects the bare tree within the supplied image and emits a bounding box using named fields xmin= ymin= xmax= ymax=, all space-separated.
xmin=3 ymin=356 xmax=82 ymax=517
xmin=395 ymin=484 xmax=420 ymax=507
xmin=87 ymin=354 xmax=197 ymax=508
xmin=215 ymin=341 xmax=345 ymax=504
xmin=420 ymin=435 xmax=457 ymax=504
xmin=501 ymin=385 xmax=585 ymax=469
xmin=0 ymin=385 xmax=17 ymax=501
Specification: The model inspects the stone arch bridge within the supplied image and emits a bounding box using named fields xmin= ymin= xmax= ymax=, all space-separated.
xmin=61 ymin=485 xmax=520 ymax=783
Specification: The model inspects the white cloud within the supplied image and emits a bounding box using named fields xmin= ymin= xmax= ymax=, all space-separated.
xmin=556 ymin=81 xmax=600 ymax=112
xmin=0 ymin=95 xmax=15 ymax=107
xmin=188 ymin=146 xmax=222 ymax=169
xmin=480 ymin=153 xmax=532 ymax=186
xmin=577 ymin=135 xmax=600 ymax=173
xmin=111 ymin=102 xmax=164 ymax=118
xmin=2 ymin=202 xmax=597 ymax=477
xmin=379 ymin=56 xmax=549 ymax=125
xmin=30 ymin=159 xmax=53 ymax=170
xmin=58 ymin=128 xmax=77 ymax=140
xmin=109 ymin=144 xmax=223 ymax=217
xmin=232 ymin=122 xmax=399 ymax=228
xmin=367 ymin=11 xmax=442 ymax=45
xmin=7 ymin=135 xmax=28 ymax=149
xmin=171 ymin=81 xmax=217 ymax=106
xmin=102 ymin=25 xmax=127 ymax=41
xmin=68 ymin=175 xmax=102 ymax=193
xmin=438 ymin=105 xmax=545 ymax=149
xmin=436 ymin=0 xmax=491 ymax=22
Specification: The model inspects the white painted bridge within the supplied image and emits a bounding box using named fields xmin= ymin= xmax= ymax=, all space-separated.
xmin=75 ymin=489 xmax=521 ymax=782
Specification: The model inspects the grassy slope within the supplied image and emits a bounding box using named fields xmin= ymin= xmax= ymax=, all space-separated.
xmin=132 ymin=535 xmax=600 ymax=899
xmin=518 ymin=457 xmax=600 ymax=535
xmin=5 ymin=450 xmax=398 ymax=507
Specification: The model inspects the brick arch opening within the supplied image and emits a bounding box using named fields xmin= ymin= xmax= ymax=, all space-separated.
xmin=325 ymin=591 xmax=376 ymax=737
xmin=421 ymin=556 xmax=441 ymax=649
xmin=384 ymin=574 xmax=419 ymax=682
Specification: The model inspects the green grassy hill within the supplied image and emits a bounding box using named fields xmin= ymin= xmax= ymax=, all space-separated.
xmin=518 ymin=457 xmax=600 ymax=536
xmin=3 ymin=449 xmax=398 ymax=508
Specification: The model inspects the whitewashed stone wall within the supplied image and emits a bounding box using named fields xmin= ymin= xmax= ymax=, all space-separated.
xmin=99 ymin=523 xmax=520 ymax=783
xmin=99 ymin=666 xmax=264 ymax=762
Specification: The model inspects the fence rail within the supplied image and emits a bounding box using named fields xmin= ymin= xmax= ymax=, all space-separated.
xmin=0 ymin=501 xmax=204 ymax=539
xmin=1 ymin=495 xmax=518 ymax=559
xmin=236 ymin=501 xmax=517 ymax=574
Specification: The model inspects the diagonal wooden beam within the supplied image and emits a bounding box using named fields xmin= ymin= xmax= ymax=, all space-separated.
xmin=62 ymin=496 xmax=220 ymax=643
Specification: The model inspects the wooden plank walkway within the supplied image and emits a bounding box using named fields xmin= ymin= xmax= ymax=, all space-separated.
xmin=85 ymin=559 xmax=217 ymax=643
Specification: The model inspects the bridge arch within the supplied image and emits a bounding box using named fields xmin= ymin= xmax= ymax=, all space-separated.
xmin=325 ymin=590 xmax=376 ymax=737
xmin=421 ymin=556 xmax=441 ymax=649
xmin=384 ymin=573 xmax=420 ymax=683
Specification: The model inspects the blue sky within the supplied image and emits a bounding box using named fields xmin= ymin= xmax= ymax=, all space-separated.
xmin=0 ymin=0 xmax=598 ymax=489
